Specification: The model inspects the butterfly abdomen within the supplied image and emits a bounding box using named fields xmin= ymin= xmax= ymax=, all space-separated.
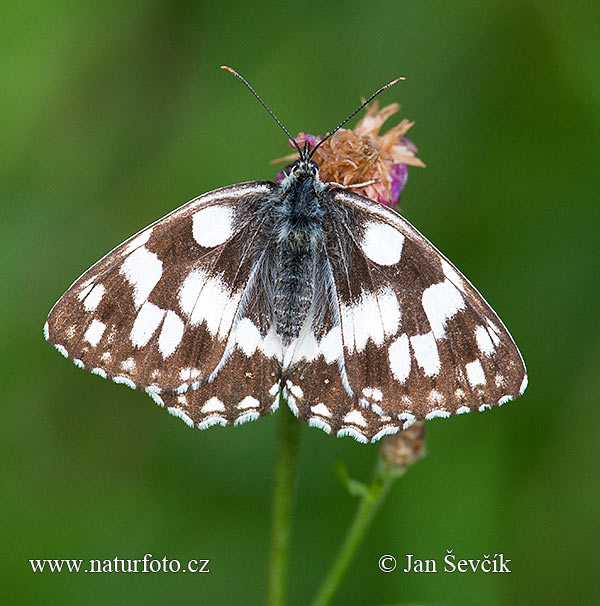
xmin=272 ymin=173 xmax=326 ymax=345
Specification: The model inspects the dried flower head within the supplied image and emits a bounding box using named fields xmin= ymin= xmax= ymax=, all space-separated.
xmin=379 ymin=421 xmax=426 ymax=470
xmin=273 ymin=102 xmax=424 ymax=209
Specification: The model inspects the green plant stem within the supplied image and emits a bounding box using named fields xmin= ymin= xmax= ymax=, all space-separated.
xmin=267 ymin=396 xmax=302 ymax=606
xmin=310 ymin=460 xmax=404 ymax=606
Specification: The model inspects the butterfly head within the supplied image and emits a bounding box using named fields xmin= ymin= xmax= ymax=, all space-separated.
xmin=290 ymin=144 xmax=320 ymax=179
xmin=278 ymin=144 xmax=326 ymax=197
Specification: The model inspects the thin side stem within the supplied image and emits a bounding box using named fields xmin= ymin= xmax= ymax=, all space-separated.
xmin=310 ymin=461 xmax=404 ymax=606
xmin=267 ymin=396 xmax=302 ymax=606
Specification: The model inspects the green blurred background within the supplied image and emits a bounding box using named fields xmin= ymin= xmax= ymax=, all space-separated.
xmin=2 ymin=1 xmax=599 ymax=604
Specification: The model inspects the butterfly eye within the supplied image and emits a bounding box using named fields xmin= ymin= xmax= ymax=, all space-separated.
xmin=292 ymin=160 xmax=318 ymax=177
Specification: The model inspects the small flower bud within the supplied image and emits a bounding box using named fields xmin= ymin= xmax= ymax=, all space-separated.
xmin=379 ymin=422 xmax=426 ymax=470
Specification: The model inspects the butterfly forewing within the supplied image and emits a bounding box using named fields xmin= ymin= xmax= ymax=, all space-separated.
xmin=46 ymin=181 xmax=285 ymax=427
xmin=282 ymin=189 xmax=527 ymax=442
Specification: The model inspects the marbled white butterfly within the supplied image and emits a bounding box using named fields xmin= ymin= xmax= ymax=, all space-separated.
xmin=45 ymin=68 xmax=527 ymax=444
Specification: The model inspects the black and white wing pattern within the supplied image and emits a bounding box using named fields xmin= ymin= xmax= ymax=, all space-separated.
xmin=282 ymin=190 xmax=527 ymax=443
xmin=46 ymin=174 xmax=526 ymax=444
xmin=45 ymin=182 xmax=285 ymax=429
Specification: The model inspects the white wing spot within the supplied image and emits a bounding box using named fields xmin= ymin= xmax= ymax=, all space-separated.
xmin=475 ymin=324 xmax=495 ymax=356
xmin=192 ymin=205 xmax=234 ymax=247
xmin=410 ymin=331 xmax=440 ymax=377
xmin=120 ymin=246 xmax=163 ymax=309
xmin=378 ymin=286 xmax=401 ymax=336
xmin=422 ymin=279 xmax=465 ymax=339
xmin=235 ymin=318 xmax=262 ymax=356
xmin=78 ymin=283 xmax=93 ymax=301
xmin=201 ymin=397 xmax=225 ymax=413
xmin=388 ymin=333 xmax=411 ymax=383
xmin=178 ymin=269 xmax=205 ymax=317
xmin=269 ymin=383 xmax=280 ymax=396
xmin=124 ymin=229 xmax=153 ymax=255
xmin=130 ymin=301 xmax=165 ymax=348
xmin=262 ymin=324 xmax=283 ymax=361
xmin=286 ymin=395 xmax=299 ymax=415
xmin=310 ymin=403 xmax=331 ymax=418
xmin=442 ymin=260 xmax=465 ymax=291
xmin=363 ymin=387 xmax=383 ymax=402
xmin=360 ymin=221 xmax=405 ymax=266
xmin=427 ymin=389 xmax=444 ymax=406
xmin=179 ymin=270 xmax=241 ymax=340
xmin=457 ymin=406 xmax=470 ymax=414
xmin=486 ymin=319 xmax=502 ymax=346
xmin=286 ymin=319 xmax=320 ymax=365
xmin=340 ymin=291 xmax=385 ymax=353
xmin=84 ymin=319 xmax=106 ymax=347
xmin=121 ymin=357 xmax=135 ymax=372
xmin=285 ymin=381 xmax=303 ymax=399
xmin=83 ymin=284 xmax=105 ymax=311
xmin=238 ymin=396 xmax=260 ymax=409
xmin=336 ymin=286 xmax=399 ymax=357
xmin=158 ymin=310 xmax=184 ymax=358
xmin=91 ymin=367 xmax=107 ymax=379
xmin=343 ymin=410 xmax=367 ymax=427
xmin=319 ymin=325 xmax=342 ymax=363
xmin=370 ymin=403 xmax=384 ymax=416
xmin=466 ymin=359 xmax=486 ymax=387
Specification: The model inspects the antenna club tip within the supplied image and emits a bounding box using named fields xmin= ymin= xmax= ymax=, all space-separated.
xmin=220 ymin=65 xmax=234 ymax=72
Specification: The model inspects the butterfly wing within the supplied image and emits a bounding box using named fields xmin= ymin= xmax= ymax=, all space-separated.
xmin=283 ymin=189 xmax=527 ymax=442
xmin=45 ymin=181 xmax=284 ymax=428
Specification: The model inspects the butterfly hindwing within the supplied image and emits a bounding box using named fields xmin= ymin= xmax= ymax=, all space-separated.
xmin=283 ymin=189 xmax=527 ymax=441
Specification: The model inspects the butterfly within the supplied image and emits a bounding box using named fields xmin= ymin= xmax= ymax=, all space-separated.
xmin=44 ymin=68 xmax=527 ymax=444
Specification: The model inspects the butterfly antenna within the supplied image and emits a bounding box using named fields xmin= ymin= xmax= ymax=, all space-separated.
xmin=309 ymin=77 xmax=405 ymax=159
xmin=221 ymin=66 xmax=302 ymax=156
